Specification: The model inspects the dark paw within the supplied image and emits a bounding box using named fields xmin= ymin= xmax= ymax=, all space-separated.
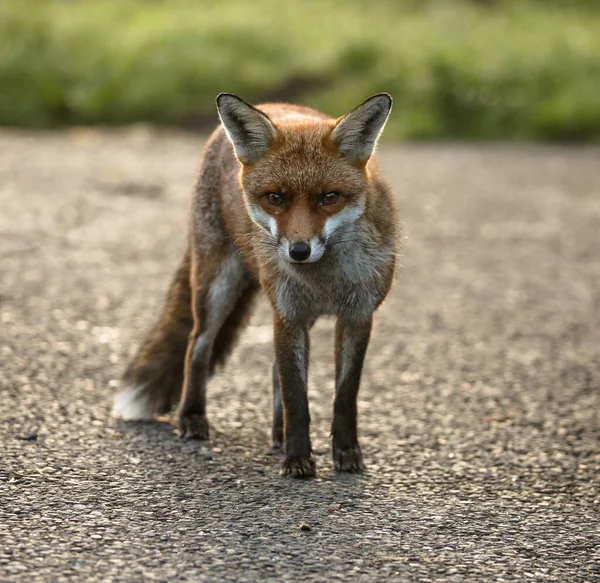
xmin=280 ymin=456 xmax=316 ymax=478
xmin=178 ymin=414 xmax=210 ymax=440
xmin=271 ymin=439 xmax=284 ymax=453
xmin=333 ymin=444 xmax=364 ymax=473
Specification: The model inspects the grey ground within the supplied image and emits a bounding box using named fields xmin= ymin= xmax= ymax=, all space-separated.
xmin=1 ymin=129 xmax=599 ymax=582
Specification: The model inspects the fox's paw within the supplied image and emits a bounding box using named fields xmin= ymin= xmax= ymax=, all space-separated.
xmin=280 ymin=456 xmax=316 ymax=479
xmin=178 ymin=414 xmax=210 ymax=441
xmin=333 ymin=444 xmax=364 ymax=473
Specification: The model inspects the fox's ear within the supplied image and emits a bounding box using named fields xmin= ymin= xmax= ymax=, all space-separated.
xmin=216 ymin=93 xmax=276 ymax=164
xmin=332 ymin=93 xmax=392 ymax=163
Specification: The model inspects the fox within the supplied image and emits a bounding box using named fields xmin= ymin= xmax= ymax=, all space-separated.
xmin=112 ymin=92 xmax=399 ymax=478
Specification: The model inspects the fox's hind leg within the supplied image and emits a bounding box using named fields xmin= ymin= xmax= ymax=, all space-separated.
xmin=178 ymin=251 xmax=256 ymax=439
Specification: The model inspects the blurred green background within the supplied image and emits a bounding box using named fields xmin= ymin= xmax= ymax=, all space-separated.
xmin=1 ymin=0 xmax=599 ymax=140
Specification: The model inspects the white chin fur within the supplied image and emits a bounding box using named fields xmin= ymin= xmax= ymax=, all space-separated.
xmin=111 ymin=386 xmax=155 ymax=420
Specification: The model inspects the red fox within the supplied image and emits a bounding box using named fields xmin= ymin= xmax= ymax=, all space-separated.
xmin=113 ymin=93 xmax=399 ymax=478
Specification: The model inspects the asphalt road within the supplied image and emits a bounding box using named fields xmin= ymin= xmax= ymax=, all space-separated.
xmin=1 ymin=129 xmax=599 ymax=582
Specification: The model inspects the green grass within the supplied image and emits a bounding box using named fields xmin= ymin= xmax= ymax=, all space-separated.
xmin=1 ymin=0 xmax=600 ymax=140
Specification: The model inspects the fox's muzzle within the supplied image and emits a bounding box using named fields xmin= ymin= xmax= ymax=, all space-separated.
xmin=289 ymin=242 xmax=311 ymax=262
xmin=279 ymin=236 xmax=325 ymax=264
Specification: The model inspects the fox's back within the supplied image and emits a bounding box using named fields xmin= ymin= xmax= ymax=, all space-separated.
xmin=257 ymin=102 xmax=331 ymax=125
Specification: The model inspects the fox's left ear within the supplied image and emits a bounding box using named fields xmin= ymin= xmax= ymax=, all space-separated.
xmin=332 ymin=93 xmax=392 ymax=164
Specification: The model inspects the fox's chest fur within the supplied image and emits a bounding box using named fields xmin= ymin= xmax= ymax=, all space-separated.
xmin=259 ymin=227 xmax=395 ymax=322
xmin=273 ymin=264 xmax=382 ymax=321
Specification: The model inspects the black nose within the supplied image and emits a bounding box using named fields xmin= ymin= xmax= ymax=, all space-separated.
xmin=289 ymin=242 xmax=311 ymax=262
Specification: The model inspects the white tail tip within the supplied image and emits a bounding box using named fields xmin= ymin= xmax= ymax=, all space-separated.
xmin=111 ymin=385 xmax=155 ymax=420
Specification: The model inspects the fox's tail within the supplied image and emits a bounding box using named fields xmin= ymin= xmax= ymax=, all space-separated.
xmin=112 ymin=246 xmax=256 ymax=420
xmin=112 ymin=250 xmax=194 ymax=420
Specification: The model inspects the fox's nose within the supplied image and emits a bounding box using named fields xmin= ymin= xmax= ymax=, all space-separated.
xmin=289 ymin=242 xmax=311 ymax=262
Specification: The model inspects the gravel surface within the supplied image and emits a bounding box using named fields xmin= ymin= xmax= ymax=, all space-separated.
xmin=1 ymin=129 xmax=599 ymax=582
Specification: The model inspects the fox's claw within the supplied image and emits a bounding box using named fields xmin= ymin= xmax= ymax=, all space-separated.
xmin=280 ymin=456 xmax=316 ymax=478
xmin=333 ymin=444 xmax=364 ymax=473
xmin=178 ymin=413 xmax=210 ymax=440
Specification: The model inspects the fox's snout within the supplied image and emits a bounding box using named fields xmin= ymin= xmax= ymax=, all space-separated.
xmin=288 ymin=241 xmax=311 ymax=262
xmin=281 ymin=236 xmax=325 ymax=264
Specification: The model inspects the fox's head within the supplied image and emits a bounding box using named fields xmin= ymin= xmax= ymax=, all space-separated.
xmin=216 ymin=93 xmax=392 ymax=264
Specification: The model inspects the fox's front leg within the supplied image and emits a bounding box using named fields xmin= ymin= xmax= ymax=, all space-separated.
xmin=271 ymin=361 xmax=284 ymax=451
xmin=273 ymin=314 xmax=315 ymax=478
xmin=332 ymin=314 xmax=373 ymax=473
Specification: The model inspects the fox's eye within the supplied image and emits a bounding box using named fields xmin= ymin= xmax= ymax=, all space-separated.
xmin=266 ymin=193 xmax=284 ymax=206
xmin=321 ymin=192 xmax=340 ymax=206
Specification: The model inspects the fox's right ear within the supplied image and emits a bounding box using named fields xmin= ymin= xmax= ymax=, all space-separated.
xmin=216 ymin=93 xmax=276 ymax=164
xmin=332 ymin=93 xmax=392 ymax=164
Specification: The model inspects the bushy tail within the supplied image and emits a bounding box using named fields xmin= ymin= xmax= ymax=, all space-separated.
xmin=112 ymin=250 xmax=193 ymax=420
xmin=112 ymin=247 xmax=259 ymax=420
